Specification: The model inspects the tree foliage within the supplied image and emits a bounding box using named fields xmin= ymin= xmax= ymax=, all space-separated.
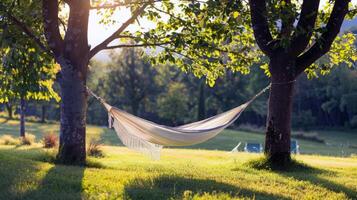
xmin=0 ymin=1 xmax=59 ymax=104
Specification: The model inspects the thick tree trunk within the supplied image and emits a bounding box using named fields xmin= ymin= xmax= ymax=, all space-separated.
xmin=265 ymin=80 xmax=295 ymax=164
xmin=48 ymin=0 xmax=90 ymax=165
xmin=264 ymin=53 xmax=296 ymax=165
xmin=5 ymin=102 xmax=13 ymax=119
xmin=41 ymin=104 xmax=46 ymax=123
xmin=20 ymin=97 xmax=26 ymax=137
xmin=56 ymin=61 xmax=88 ymax=165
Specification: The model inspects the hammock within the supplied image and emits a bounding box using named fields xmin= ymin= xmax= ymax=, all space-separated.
xmin=88 ymin=85 xmax=270 ymax=159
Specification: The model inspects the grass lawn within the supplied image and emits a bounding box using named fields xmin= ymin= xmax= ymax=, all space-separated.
xmin=0 ymin=145 xmax=356 ymax=200
xmin=1 ymin=117 xmax=356 ymax=156
xmin=0 ymin=118 xmax=357 ymax=199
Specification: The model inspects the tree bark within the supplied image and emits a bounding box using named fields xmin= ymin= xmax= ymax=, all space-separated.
xmin=5 ymin=102 xmax=13 ymax=119
xmin=197 ymin=80 xmax=206 ymax=120
xmin=42 ymin=0 xmax=90 ymax=165
xmin=56 ymin=61 xmax=88 ymax=165
xmin=20 ymin=97 xmax=26 ymax=137
xmin=265 ymin=82 xmax=295 ymax=164
xmin=264 ymin=53 xmax=296 ymax=165
xmin=41 ymin=104 xmax=46 ymax=123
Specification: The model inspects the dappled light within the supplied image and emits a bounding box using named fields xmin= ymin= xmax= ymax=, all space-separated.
xmin=1 ymin=0 xmax=357 ymax=199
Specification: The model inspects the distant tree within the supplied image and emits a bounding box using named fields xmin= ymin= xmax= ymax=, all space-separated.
xmin=157 ymin=82 xmax=189 ymax=125
xmin=104 ymin=48 xmax=158 ymax=116
xmin=0 ymin=18 xmax=59 ymax=136
xmin=4 ymin=102 xmax=14 ymax=119
xmin=0 ymin=45 xmax=59 ymax=137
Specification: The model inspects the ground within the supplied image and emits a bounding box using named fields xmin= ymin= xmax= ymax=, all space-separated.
xmin=1 ymin=118 xmax=356 ymax=156
xmin=0 ymin=118 xmax=356 ymax=199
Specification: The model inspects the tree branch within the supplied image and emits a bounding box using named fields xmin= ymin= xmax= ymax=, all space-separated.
xmin=104 ymin=42 xmax=170 ymax=49
xmin=279 ymin=0 xmax=295 ymax=39
xmin=290 ymin=0 xmax=320 ymax=56
xmin=89 ymin=3 xmax=150 ymax=59
xmin=42 ymin=0 xmax=64 ymax=58
xmin=5 ymin=14 xmax=50 ymax=54
xmin=90 ymin=0 xmax=160 ymax=9
xmin=296 ymin=0 xmax=350 ymax=75
xmin=248 ymin=0 xmax=274 ymax=56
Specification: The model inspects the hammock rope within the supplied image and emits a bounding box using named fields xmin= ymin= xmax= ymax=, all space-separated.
xmin=87 ymin=84 xmax=271 ymax=159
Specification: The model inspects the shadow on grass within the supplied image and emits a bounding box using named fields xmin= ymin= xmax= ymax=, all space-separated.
xmin=21 ymin=164 xmax=85 ymax=200
xmin=123 ymin=175 xmax=289 ymax=200
xmin=246 ymin=157 xmax=356 ymax=199
xmin=281 ymin=168 xmax=357 ymax=199
xmin=0 ymin=153 xmax=41 ymax=199
xmin=0 ymin=148 xmax=85 ymax=200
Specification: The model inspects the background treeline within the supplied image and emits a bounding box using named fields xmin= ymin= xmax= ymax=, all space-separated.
xmin=1 ymin=48 xmax=357 ymax=130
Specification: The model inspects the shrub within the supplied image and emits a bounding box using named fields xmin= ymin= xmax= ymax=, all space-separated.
xmin=43 ymin=133 xmax=58 ymax=148
xmin=21 ymin=133 xmax=36 ymax=145
xmin=87 ymin=139 xmax=104 ymax=158
xmin=0 ymin=135 xmax=20 ymax=145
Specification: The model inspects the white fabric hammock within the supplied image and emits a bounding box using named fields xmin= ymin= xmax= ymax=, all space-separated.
xmin=89 ymin=85 xmax=270 ymax=159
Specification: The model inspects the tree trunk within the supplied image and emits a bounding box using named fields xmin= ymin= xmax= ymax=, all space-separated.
xmin=197 ymin=80 xmax=206 ymax=120
xmin=49 ymin=0 xmax=90 ymax=165
xmin=265 ymin=80 xmax=295 ymax=165
xmin=41 ymin=104 xmax=46 ymax=123
xmin=56 ymin=61 xmax=88 ymax=165
xmin=264 ymin=53 xmax=297 ymax=165
xmin=5 ymin=102 xmax=13 ymax=119
xmin=20 ymin=97 xmax=26 ymax=137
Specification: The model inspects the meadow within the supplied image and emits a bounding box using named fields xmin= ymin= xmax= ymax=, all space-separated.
xmin=0 ymin=117 xmax=357 ymax=199
xmin=1 ymin=117 xmax=356 ymax=156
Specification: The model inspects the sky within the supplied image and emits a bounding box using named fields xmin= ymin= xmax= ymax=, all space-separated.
xmin=87 ymin=0 xmax=357 ymax=61
xmin=88 ymin=8 xmax=156 ymax=60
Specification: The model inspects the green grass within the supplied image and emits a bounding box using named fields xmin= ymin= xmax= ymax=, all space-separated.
xmin=1 ymin=117 xmax=356 ymax=156
xmin=0 ymin=145 xmax=356 ymax=199
xmin=0 ymin=117 xmax=357 ymax=199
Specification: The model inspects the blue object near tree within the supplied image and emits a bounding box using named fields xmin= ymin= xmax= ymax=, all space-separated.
xmin=244 ymin=143 xmax=263 ymax=153
xmin=291 ymin=140 xmax=300 ymax=154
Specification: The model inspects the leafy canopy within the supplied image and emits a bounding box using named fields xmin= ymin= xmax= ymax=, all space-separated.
xmin=102 ymin=0 xmax=357 ymax=85
xmin=0 ymin=0 xmax=59 ymax=103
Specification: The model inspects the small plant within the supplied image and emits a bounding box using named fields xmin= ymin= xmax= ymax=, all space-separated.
xmin=21 ymin=133 xmax=36 ymax=145
xmin=87 ymin=138 xmax=104 ymax=158
xmin=43 ymin=133 xmax=58 ymax=148
xmin=0 ymin=135 xmax=20 ymax=145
